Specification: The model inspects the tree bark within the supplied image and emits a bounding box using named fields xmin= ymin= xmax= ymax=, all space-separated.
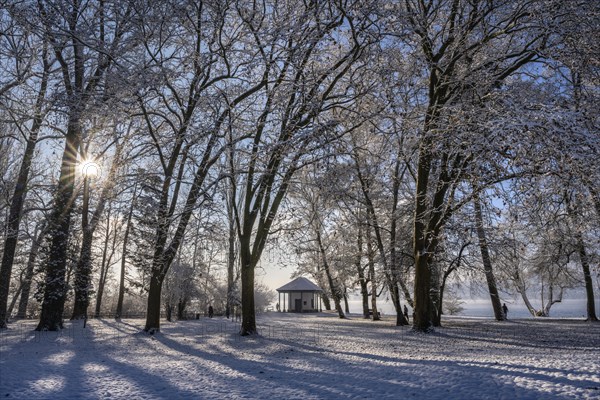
xmin=145 ymin=273 xmax=164 ymax=333
xmin=7 ymin=283 xmax=23 ymax=319
xmin=165 ymin=302 xmax=172 ymax=322
xmin=365 ymin=228 xmax=380 ymax=321
xmin=430 ymin=261 xmax=442 ymax=326
xmin=413 ymin=137 xmax=435 ymax=332
xmin=177 ymin=297 xmax=188 ymax=320
xmin=321 ymin=293 xmax=331 ymax=311
xmin=16 ymin=224 xmax=46 ymax=319
xmin=316 ymin=230 xmax=345 ymax=319
xmin=36 ymin=118 xmax=81 ymax=331
xmin=226 ymin=189 xmax=236 ymax=319
xmin=94 ymin=208 xmax=115 ymax=318
xmin=71 ymin=177 xmax=93 ymax=319
xmin=343 ymin=287 xmax=350 ymax=314
xmin=473 ymin=194 xmax=505 ymax=321
xmin=240 ymin=240 xmax=256 ymax=335
xmin=115 ymin=186 xmax=136 ymax=320
xmin=575 ymin=234 xmax=598 ymax=322
xmin=355 ymin=227 xmax=370 ymax=319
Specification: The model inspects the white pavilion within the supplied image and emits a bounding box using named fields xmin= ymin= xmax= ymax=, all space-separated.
xmin=276 ymin=277 xmax=323 ymax=312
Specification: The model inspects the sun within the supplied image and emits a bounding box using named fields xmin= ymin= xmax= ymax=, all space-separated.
xmin=79 ymin=159 xmax=101 ymax=178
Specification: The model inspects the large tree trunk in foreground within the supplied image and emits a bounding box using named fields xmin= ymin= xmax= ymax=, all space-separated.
xmin=72 ymin=220 xmax=93 ymax=319
xmin=36 ymin=121 xmax=81 ymax=331
xmin=413 ymin=140 xmax=435 ymax=332
xmin=413 ymin=251 xmax=433 ymax=331
xmin=240 ymin=246 xmax=256 ymax=335
xmin=474 ymin=194 xmax=505 ymax=321
xmin=144 ymin=274 xmax=164 ymax=333
xmin=575 ymin=234 xmax=598 ymax=322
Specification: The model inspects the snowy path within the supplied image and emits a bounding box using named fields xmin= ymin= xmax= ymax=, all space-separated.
xmin=1 ymin=313 xmax=598 ymax=399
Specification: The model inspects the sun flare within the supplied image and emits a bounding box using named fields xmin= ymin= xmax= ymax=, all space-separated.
xmin=79 ymin=160 xmax=100 ymax=178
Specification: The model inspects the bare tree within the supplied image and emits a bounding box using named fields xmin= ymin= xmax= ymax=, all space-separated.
xmin=135 ymin=0 xmax=266 ymax=333
xmin=230 ymin=0 xmax=376 ymax=335
xmin=0 ymin=6 xmax=53 ymax=328
xmin=399 ymin=0 xmax=548 ymax=331
xmin=35 ymin=0 xmax=134 ymax=331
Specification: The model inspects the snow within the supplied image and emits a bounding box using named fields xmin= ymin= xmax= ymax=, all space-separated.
xmin=1 ymin=313 xmax=599 ymax=399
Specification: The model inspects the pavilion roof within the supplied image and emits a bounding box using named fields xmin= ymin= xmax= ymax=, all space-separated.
xmin=276 ymin=277 xmax=322 ymax=292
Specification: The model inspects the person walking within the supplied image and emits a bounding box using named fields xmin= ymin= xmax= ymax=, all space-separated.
xmin=502 ymin=303 xmax=508 ymax=319
xmin=208 ymin=305 xmax=214 ymax=318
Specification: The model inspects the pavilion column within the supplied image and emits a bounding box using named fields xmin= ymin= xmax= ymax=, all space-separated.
xmin=278 ymin=292 xmax=281 ymax=312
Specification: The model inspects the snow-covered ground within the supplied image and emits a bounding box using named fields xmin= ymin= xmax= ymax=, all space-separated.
xmin=1 ymin=313 xmax=598 ymax=399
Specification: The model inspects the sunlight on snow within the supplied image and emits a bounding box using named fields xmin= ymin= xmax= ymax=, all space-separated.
xmin=41 ymin=351 xmax=75 ymax=366
xmin=82 ymin=362 xmax=110 ymax=373
xmin=29 ymin=375 xmax=65 ymax=394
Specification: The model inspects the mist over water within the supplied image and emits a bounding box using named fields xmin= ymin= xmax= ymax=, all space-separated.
xmin=344 ymin=297 xmax=600 ymax=319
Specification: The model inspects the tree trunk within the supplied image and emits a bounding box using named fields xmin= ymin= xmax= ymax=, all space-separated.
xmin=165 ymin=302 xmax=172 ymax=322
xmin=16 ymin=225 xmax=45 ymax=319
xmin=72 ymin=223 xmax=93 ymax=319
xmin=343 ymin=287 xmax=350 ymax=314
xmin=365 ymin=231 xmax=381 ymax=321
xmin=321 ymin=293 xmax=331 ymax=311
xmin=355 ymin=228 xmax=369 ymax=319
xmin=144 ymin=273 xmax=164 ymax=333
xmin=240 ymin=244 xmax=256 ymax=335
xmin=437 ymin=266 xmax=456 ymax=324
xmin=7 ymin=283 xmax=23 ymax=318
xmin=0 ymin=53 xmax=49 ymax=328
xmin=115 ymin=186 xmax=136 ymax=320
xmin=177 ymin=298 xmax=188 ymax=320
xmin=473 ymin=194 xmax=505 ymax=321
xmin=576 ymin=234 xmax=598 ymax=322
xmin=369 ymin=270 xmax=379 ymax=322
xmin=36 ymin=119 xmax=81 ymax=331
xmin=316 ymin=230 xmax=345 ymax=319
xmin=359 ymin=278 xmax=369 ymax=319
xmin=541 ymin=285 xmax=562 ymax=317
xmin=94 ymin=211 xmax=113 ymax=318
xmin=404 ymin=139 xmax=435 ymax=332
xmin=226 ymin=195 xmax=236 ymax=320
xmin=518 ymin=285 xmax=538 ymax=317
xmin=430 ymin=261 xmax=442 ymax=326
xmin=413 ymin=250 xmax=433 ymax=331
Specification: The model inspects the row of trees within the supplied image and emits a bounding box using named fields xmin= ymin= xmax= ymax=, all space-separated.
xmin=0 ymin=0 xmax=598 ymax=334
